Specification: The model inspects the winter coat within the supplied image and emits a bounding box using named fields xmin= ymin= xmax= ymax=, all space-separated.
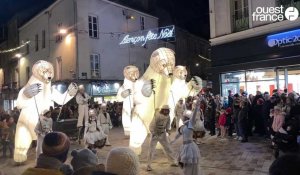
xmin=238 ymin=106 xmax=248 ymax=124
xmin=22 ymin=154 xmax=73 ymax=175
xmin=218 ymin=113 xmax=227 ymax=126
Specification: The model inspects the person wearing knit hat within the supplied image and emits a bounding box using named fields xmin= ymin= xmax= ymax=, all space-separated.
xmin=147 ymin=105 xmax=178 ymax=171
xmin=34 ymin=108 xmax=53 ymax=160
xmin=22 ymin=132 xmax=72 ymax=175
xmin=106 ymin=147 xmax=139 ymax=175
xmin=71 ymin=148 xmax=105 ymax=175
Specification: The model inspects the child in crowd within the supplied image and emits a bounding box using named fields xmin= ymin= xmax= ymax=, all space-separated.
xmin=35 ymin=109 xmax=53 ymax=159
xmin=218 ymin=109 xmax=227 ymax=140
xmin=2 ymin=115 xmax=16 ymax=158
xmin=84 ymin=109 xmax=107 ymax=150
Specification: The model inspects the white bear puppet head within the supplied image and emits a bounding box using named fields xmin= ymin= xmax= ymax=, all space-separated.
xmin=150 ymin=48 xmax=175 ymax=77
xmin=124 ymin=65 xmax=140 ymax=82
xmin=173 ymin=66 xmax=188 ymax=80
xmin=190 ymin=76 xmax=203 ymax=91
xmin=32 ymin=60 xmax=54 ymax=84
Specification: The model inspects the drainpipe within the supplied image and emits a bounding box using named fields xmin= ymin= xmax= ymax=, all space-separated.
xmin=73 ymin=0 xmax=79 ymax=80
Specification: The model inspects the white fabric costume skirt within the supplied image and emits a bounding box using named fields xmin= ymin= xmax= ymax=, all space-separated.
xmin=178 ymin=141 xmax=200 ymax=164
xmin=178 ymin=141 xmax=202 ymax=175
xmin=85 ymin=131 xmax=106 ymax=144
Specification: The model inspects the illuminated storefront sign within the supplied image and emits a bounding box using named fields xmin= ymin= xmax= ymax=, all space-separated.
xmin=267 ymin=29 xmax=300 ymax=48
xmin=119 ymin=25 xmax=175 ymax=46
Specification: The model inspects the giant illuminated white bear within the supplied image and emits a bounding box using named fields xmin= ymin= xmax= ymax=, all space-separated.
xmin=130 ymin=48 xmax=175 ymax=154
xmin=116 ymin=65 xmax=140 ymax=136
xmin=14 ymin=60 xmax=78 ymax=163
xmin=168 ymin=66 xmax=203 ymax=126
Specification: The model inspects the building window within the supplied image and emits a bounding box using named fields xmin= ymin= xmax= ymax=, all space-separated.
xmin=35 ymin=34 xmax=39 ymax=51
xmin=88 ymin=15 xmax=99 ymax=38
xmin=232 ymin=0 xmax=249 ymax=32
xmin=140 ymin=16 xmax=145 ymax=30
xmin=56 ymin=23 xmax=63 ymax=43
xmin=42 ymin=30 xmax=46 ymax=49
xmin=26 ymin=66 xmax=30 ymax=81
xmin=25 ymin=39 xmax=30 ymax=55
xmin=56 ymin=57 xmax=62 ymax=80
xmin=90 ymin=53 xmax=100 ymax=78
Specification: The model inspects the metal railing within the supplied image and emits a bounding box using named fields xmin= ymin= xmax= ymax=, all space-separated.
xmin=232 ymin=16 xmax=249 ymax=32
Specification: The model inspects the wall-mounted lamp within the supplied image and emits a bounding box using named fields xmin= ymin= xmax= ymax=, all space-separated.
xmin=126 ymin=15 xmax=135 ymax=20
xmin=59 ymin=28 xmax=68 ymax=35
xmin=15 ymin=53 xmax=22 ymax=58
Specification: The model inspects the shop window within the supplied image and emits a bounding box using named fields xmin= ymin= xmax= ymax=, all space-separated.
xmin=287 ymin=67 xmax=300 ymax=93
xmin=88 ymin=15 xmax=99 ymax=38
xmin=246 ymin=69 xmax=276 ymax=81
xmin=221 ymin=71 xmax=245 ymax=83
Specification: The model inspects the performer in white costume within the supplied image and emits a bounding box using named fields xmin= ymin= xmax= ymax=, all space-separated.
xmin=116 ymin=65 xmax=140 ymax=136
xmin=34 ymin=109 xmax=52 ymax=159
xmin=147 ymin=105 xmax=177 ymax=171
xmin=130 ymin=47 xmax=175 ymax=155
xmin=171 ymin=99 xmax=203 ymax=175
xmin=14 ymin=60 xmax=78 ymax=163
xmin=168 ymin=66 xmax=203 ymax=129
xmin=98 ymin=104 xmax=112 ymax=146
xmin=84 ymin=109 xmax=107 ymax=149
xmin=76 ymin=85 xmax=91 ymax=143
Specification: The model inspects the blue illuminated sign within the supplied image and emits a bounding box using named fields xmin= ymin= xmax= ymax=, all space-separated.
xmin=267 ymin=29 xmax=300 ymax=48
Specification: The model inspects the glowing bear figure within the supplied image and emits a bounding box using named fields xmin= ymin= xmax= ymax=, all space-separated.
xmin=168 ymin=66 xmax=203 ymax=128
xmin=117 ymin=65 xmax=140 ymax=136
xmin=130 ymin=48 xmax=175 ymax=154
xmin=14 ymin=60 xmax=78 ymax=163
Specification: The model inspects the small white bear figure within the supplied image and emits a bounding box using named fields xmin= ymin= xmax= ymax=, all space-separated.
xmin=117 ymin=65 xmax=140 ymax=136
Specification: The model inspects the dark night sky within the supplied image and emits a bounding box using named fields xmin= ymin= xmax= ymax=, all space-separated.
xmin=0 ymin=0 xmax=210 ymax=39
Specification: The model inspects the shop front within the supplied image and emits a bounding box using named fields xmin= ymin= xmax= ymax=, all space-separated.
xmin=53 ymin=80 xmax=122 ymax=104
xmin=210 ymin=27 xmax=300 ymax=96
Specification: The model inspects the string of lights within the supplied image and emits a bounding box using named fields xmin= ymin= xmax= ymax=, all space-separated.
xmin=0 ymin=41 xmax=30 ymax=54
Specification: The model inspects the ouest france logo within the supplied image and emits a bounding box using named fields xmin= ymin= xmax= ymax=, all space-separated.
xmin=252 ymin=5 xmax=299 ymax=22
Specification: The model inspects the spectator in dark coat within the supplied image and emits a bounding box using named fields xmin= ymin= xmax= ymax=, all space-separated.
xmin=207 ymin=95 xmax=217 ymax=136
xmin=238 ymin=100 xmax=249 ymax=142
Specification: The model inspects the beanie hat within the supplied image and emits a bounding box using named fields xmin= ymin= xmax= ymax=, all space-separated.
xmin=42 ymin=132 xmax=70 ymax=161
xmin=106 ymin=147 xmax=139 ymax=175
xmin=71 ymin=149 xmax=98 ymax=171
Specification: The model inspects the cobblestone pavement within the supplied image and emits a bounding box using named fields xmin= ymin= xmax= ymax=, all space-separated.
xmin=0 ymin=127 xmax=274 ymax=175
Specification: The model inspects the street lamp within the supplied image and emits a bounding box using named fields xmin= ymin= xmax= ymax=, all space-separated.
xmin=195 ymin=63 xmax=199 ymax=67
xmin=15 ymin=53 xmax=22 ymax=58
xmin=59 ymin=28 xmax=68 ymax=35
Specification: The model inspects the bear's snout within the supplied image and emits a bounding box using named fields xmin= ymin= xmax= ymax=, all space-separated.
xmin=48 ymin=77 xmax=52 ymax=80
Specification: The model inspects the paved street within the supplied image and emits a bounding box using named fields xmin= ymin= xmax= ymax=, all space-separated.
xmin=0 ymin=127 xmax=274 ymax=175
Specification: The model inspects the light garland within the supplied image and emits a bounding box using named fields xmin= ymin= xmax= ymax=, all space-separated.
xmin=0 ymin=41 xmax=30 ymax=54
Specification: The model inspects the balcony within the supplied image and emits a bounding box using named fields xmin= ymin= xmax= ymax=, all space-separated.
xmin=232 ymin=16 xmax=249 ymax=32
xmin=277 ymin=0 xmax=300 ymax=10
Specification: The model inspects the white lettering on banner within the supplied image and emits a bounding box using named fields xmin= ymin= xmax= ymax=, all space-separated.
xmin=119 ymin=25 xmax=175 ymax=46
xmin=252 ymin=5 xmax=299 ymax=22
